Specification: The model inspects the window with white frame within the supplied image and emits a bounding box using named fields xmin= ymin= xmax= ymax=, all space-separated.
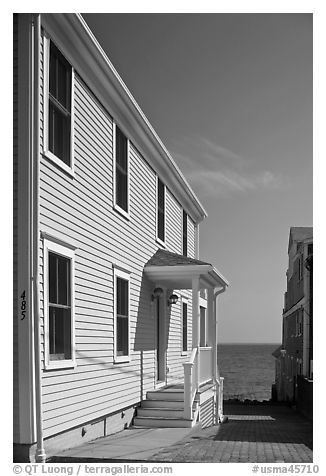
xmin=182 ymin=301 xmax=188 ymax=353
xmin=45 ymin=39 xmax=74 ymax=171
xmin=183 ymin=210 xmax=188 ymax=256
xmin=114 ymin=267 xmax=130 ymax=362
xmin=157 ymin=177 xmax=165 ymax=243
xmin=44 ymin=239 xmax=75 ymax=369
xmin=114 ymin=124 xmax=129 ymax=215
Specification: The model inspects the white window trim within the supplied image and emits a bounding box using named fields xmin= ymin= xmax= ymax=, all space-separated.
xmin=113 ymin=121 xmax=130 ymax=220
xmin=180 ymin=296 xmax=188 ymax=356
xmin=156 ymin=176 xmax=166 ymax=246
xmin=43 ymin=238 xmax=76 ymax=370
xmin=113 ymin=266 xmax=131 ymax=363
xmin=43 ymin=32 xmax=75 ymax=177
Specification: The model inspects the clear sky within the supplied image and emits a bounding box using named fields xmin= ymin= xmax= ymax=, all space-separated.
xmin=82 ymin=13 xmax=313 ymax=344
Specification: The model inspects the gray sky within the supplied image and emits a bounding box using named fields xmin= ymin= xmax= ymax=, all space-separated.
xmin=82 ymin=13 xmax=313 ymax=344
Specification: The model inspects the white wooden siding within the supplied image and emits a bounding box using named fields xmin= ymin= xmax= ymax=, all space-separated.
xmin=38 ymin=31 xmax=198 ymax=438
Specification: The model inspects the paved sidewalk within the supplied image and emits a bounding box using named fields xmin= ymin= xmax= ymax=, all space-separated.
xmin=151 ymin=403 xmax=313 ymax=463
xmin=51 ymin=403 xmax=313 ymax=463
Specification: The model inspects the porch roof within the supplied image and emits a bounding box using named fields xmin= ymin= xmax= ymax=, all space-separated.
xmin=144 ymin=249 xmax=229 ymax=291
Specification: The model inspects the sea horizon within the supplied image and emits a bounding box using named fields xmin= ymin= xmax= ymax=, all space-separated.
xmin=217 ymin=343 xmax=278 ymax=401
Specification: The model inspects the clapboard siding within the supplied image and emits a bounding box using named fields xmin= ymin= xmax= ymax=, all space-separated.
xmin=39 ymin=59 xmax=160 ymax=436
xmin=13 ymin=13 xmax=20 ymax=442
xmin=37 ymin=27 xmax=197 ymax=438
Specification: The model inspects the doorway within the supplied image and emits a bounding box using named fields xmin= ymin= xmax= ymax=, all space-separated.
xmin=156 ymin=295 xmax=165 ymax=383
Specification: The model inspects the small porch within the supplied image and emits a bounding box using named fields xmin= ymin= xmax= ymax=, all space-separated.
xmin=139 ymin=249 xmax=228 ymax=428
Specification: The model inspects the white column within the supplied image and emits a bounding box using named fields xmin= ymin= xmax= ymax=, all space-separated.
xmin=207 ymin=287 xmax=216 ymax=381
xmin=192 ymin=276 xmax=200 ymax=388
xmin=192 ymin=277 xmax=200 ymax=348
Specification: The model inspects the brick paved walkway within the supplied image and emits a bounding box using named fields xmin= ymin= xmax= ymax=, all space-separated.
xmin=150 ymin=403 xmax=313 ymax=463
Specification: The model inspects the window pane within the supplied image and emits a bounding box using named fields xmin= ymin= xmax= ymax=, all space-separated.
xmin=157 ymin=179 xmax=165 ymax=241
xmin=158 ymin=210 xmax=165 ymax=242
xmin=116 ymin=127 xmax=127 ymax=171
xmin=58 ymin=58 xmax=71 ymax=109
xmin=117 ymin=315 xmax=128 ymax=356
xmin=49 ymin=102 xmax=71 ymax=166
xmin=183 ymin=303 xmax=187 ymax=352
xmin=49 ymin=306 xmax=71 ymax=360
xmin=48 ymin=252 xmax=71 ymax=305
xmin=117 ymin=277 xmax=128 ymax=317
xmin=49 ymin=48 xmax=56 ymax=98
xmin=50 ymin=42 xmax=71 ymax=110
xmin=57 ymin=254 xmax=70 ymax=305
xmin=183 ymin=211 xmax=188 ymax=256
xmin=49 ymin=252 xmax=57 ymax=304
xmin=116 ymin=168 xmax=128 ymax=211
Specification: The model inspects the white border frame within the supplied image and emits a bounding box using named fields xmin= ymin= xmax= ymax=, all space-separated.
xmin=113 ymin=121 xmax=130 ymax=220
xmin=156 ymin=175 xmax=166 ymax=247
xmin=113 ymin=266 xmax=131 ymax=363
xmin=43 ymin=32 xmax=75 ymax=177
xmin=43 ymin=238 xmax=76 ymax=370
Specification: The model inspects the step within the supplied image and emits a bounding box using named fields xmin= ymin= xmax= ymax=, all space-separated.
xmin=141 ymin=399 xmax=184 ymax=409
xmin=137 ymin=407 xmax=185 ymax=418
xmin=146 ymin=390 xmax=184 ymax=401
xmin=133 ymin=416 xmax=195 ymax=429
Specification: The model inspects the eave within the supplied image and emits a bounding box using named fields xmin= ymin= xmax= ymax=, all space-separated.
xmin=145 ymin=264 xmax=229 ymax=292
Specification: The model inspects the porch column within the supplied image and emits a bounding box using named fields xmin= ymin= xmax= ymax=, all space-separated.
xmin=192 ymin=276 xmax=200 ymax=388
xmin=207 ymin=287 xmax=217 ymax=381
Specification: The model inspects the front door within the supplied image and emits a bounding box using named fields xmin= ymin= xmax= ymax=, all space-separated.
xmin=156 ymin=295 xmax=165 ymax=383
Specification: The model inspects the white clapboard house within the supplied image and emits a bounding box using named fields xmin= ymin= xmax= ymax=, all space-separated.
xmin=13 ymin=13 xmax=229 ymax=462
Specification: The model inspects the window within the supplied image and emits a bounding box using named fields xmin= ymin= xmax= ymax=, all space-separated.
xmin=114 ymin=124 xmax=129 ymax=215
xmin=183 ymin=210 xmax=188 ymax=256
xmin=157 ymin=178 xmax=165 ymax=243
xmin=182 ymin=302 xmax=188 ymax=353
xmin=200 ymin=306 xmax=206 ymax=347
xmin=46 ymin=40 xmax=73 ymax=169
xmin=44 ymin=239 xmax=75 ymax=369
xmin=114 ymin=268 xmax=130 ymax=362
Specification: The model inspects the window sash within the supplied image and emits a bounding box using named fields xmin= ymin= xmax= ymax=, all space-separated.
xmin=182 ymin=302 xmax=187 ymax=352
xmin=115 ymin=126 xmax=128 ymax=212
xmin=183 ymin=211 xmax=188 ymax=256
xmin=48 ymin=40 xmax=72 ymax=166
xmin=48 ymin=251 xmax=72 ymax=362
xmin=157 ymin=179 xmax=165 ymax=242
xmin=116 ymin=275 xmax=129 ymax=358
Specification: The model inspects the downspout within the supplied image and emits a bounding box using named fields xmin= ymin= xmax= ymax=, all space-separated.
xmin=32 ymin=13 xmax=46 ymax=463
xmin=213 ymin=286 xmax=226 ymax=423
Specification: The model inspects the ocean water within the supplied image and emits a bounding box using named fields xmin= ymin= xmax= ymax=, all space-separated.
xmin=217 ymin=343 xmax=279 ymax=401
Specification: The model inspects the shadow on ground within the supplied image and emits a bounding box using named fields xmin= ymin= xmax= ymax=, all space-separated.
xmin=150 ymin=403 xmax=313 ymax=463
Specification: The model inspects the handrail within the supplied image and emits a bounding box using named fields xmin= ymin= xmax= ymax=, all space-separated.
xmin=183 ymin=347 xmax=198 ymax=419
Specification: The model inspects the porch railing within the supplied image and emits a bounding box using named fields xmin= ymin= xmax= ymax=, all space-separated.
xmin=199 ymin=346 xmax=212 ymax=385
xmin=183 ymin=347 xmax=224 ymax=422
xmin=183 ymin=347 xmax=199 ymax=419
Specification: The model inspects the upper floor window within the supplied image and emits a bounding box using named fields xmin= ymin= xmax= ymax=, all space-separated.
xmin=157 ymin=178 xmax=165 ymax=243
xmin=183 ymin=210 xmax=188 ymax=256
xmin=114 ymin=125 xmax=129 ymax=216
xmin=47 ymin=41 xmax=73 ymax=169
xmin=44 ymin=239 xmax=75 ymax=369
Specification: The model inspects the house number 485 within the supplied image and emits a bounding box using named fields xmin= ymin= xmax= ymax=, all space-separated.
xmin=20 ymin=290 xmax=27 ymax=320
